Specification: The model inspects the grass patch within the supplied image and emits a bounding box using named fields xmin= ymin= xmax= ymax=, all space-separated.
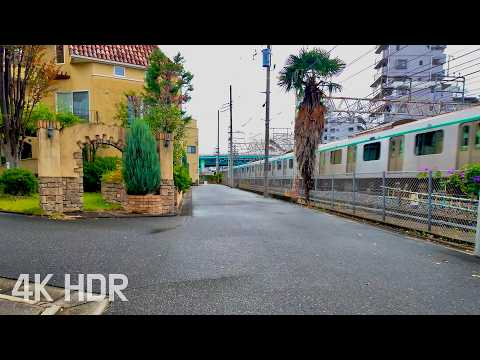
xmin=0 ymin=192 xmax=121 ymax=215
xmin=0 ymin=193 xmax=42 ymax=215
xmin=83 ymin=192 xmax=123 ymax=212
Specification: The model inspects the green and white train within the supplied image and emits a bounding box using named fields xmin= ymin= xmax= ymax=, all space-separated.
xmin=224 ymin=106 xmax=480 ymax=181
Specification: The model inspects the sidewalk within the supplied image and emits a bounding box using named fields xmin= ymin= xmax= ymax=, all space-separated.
xmin=0 ymin=277 xmax=110 ymax=315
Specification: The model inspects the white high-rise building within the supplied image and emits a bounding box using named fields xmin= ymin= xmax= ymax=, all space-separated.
xmin=369 ymin=45 xmax=464 ymax=124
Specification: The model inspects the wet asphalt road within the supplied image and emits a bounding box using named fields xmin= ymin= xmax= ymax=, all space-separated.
xmin=0 ymin=184 xmax=479 ymax=314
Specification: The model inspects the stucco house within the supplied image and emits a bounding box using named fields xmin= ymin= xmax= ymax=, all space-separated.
xmin=4 ymin=45 xmax=198 ymax=176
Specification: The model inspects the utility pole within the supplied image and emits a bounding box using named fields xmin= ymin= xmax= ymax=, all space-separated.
xmin=216 ymin=109 xmax=220 ymax=175
xmin=229 ymin=85 xmax=233 ymax=187
xmin=263 ymin=45 xmax=271 ymax=197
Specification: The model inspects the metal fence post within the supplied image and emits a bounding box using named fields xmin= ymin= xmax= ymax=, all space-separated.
xmin=427 ymin=170 xmax=433 ymax=232
xmin=382 ymin=171 xmax=386 ymax=222
xmin=352 ymin=172 xmax=356 ymax=214
xmin=475 ymin=192 xmax=480 ymax=257
xmin=331 ymin=175 xmax=334 ymax=209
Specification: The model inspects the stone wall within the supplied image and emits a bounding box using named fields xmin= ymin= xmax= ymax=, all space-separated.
xmin=125 ymin=193 xmax=175 ymax=215
xmin=159 ymin=179 xmax=176 ymax=215
xmin=39 ymin=176 xmax=83 ymax=214
xmin=101 ymin=181 xmax=126 ymax=205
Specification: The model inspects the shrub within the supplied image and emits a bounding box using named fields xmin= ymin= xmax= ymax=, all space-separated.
xmin=55 ymin=111 xmax=82 ymax=128
xmin=0 ymin=168 xmax=38 ymax=196
xmin=102 ymin=167 xmax=123 ymax=184
xmin=30 ymin=103 xmax=82 ymax=129
xmin=174 ymin=163 xmax=192 ymax=192
xmin=122 ymin=119 xmax=160 ymax=195
xmin=442 ymin=163 xmax=480 ymax=198
xmin=83 ymin=157 xmax=119 ymax=192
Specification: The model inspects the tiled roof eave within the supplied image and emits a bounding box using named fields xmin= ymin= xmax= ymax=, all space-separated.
xmin=70 ymin=54 xmax=148 ymax=70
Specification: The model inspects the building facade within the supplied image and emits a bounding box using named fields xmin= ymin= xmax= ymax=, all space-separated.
xmin=369 ymin=45 xmax=464 ymax=124
xmin=185 ymin=119 xmax=199 ymax=185
xmin=322 ymin=115 xmax=366 ymax=143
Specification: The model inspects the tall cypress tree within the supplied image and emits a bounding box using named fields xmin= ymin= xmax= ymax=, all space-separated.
xmin=122 ymin=119 xmax=161 ymax=195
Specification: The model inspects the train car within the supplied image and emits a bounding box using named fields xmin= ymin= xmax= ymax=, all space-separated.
xmin=223 ymin=105 xmax=480 ymax=184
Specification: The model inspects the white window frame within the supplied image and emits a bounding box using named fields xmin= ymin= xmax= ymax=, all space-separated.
xmin=113 ymin=65 xmax=125 ymax=77
xmin=55 ymin=90 xmax=90 ymax=122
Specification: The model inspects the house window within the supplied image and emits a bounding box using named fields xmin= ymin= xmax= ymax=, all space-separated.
xmin=330 ymin=149 xmax=342 ymax=165
xmin=56 ymin=45 xmax=64 ymax=64
xmin=56 ymin=91 xmax=89 ymax=121
xmin=460 ymin=126 xmax=469 ymax=149
xmin=415 ymin=130 xmax=444 ymax=156
xmin=432 ymin=58 xmax=442 ymax=66
xmin=348 ymin=127 xmax=354 ymax=132
xmin=289 ymin=158 xmax=293 ymax=169
xmin=419 ymin=60 xmax=423 ymax=66
xmin=187 ymin=145 xmax=196 ymax=154
xmin=395 ymin=59 xmax=407 ymax=70
xmin=363 ymin=142 xmax=381 ymax=161
xmin=114 ymin=65 xmax=125 ymax=77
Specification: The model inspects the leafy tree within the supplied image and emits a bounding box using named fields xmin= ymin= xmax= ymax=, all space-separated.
xmin=0 ymin=46 xmax=59 ymax=167
xmin=122 ymin=119 xmax=160 ymax=195
xmin=143 ymin=48 xmax=193 ymax=166
xmin=278 ymin=48 xmax=345 ymax=202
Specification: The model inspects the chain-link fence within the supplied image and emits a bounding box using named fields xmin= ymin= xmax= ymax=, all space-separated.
xmin=230 ymin=171 xmax=479 ymax=245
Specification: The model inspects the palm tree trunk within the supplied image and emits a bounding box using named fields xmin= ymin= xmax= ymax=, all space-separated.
xmin=294 ymin=85 xmax=326 ymax=203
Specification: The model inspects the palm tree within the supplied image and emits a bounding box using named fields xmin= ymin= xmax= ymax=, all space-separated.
xmin=278 ymin=48 xmax=345 ymax=203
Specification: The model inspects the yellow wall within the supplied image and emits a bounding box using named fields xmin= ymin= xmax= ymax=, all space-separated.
xmin=42 ymin=45 xmax=146 ymax=127
xmin=185 ymin=119 xmax=199 ymax=184
xmin=19 ymin=45 xmax=147 ymax=172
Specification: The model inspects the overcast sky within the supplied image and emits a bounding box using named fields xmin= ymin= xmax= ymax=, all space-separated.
xmin=160 ymin=45 xmax=473 ymax=154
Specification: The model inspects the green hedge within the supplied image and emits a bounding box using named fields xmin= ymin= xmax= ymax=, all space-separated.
xmin=0 ymin=168 xmax=38 ymax=196
xmin=83 ymin=157 xmax=119 ymax=192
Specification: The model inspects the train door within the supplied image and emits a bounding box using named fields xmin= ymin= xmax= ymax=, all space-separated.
xmin=457 ymin=121 xmax=480 ymax=168
xmin=346 ymin=145 xmax=356 ymax=173
xmin=388 ymin=135 xmax=404 ymax=171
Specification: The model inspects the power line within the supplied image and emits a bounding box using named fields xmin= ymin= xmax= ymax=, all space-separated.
xmin=328 ymin=45 xmax=339 ymax=54
xmin=339 ymin=45 xmax=409 ymax=84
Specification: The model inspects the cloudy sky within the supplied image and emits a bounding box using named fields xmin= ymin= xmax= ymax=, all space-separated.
xmin=160 ymin=45 xmax=474 ymax=154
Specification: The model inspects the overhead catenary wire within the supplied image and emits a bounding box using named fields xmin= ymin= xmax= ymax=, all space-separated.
xmin=338 ymin=45 xmax=410 ymax=84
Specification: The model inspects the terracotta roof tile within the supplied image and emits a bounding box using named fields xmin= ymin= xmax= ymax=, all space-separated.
xmin=68 ymin=45 xmax=157 ymax=67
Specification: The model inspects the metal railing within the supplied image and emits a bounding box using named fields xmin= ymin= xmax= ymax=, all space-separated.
xmin=225 ymin=170 xmax=480 ymax=247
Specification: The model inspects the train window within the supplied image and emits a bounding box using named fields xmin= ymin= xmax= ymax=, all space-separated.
xmin=460 ymin=126 xmax=469 ymax=149
xmin=363 ymin=142 xmax=381 ymax=161
xmin=330 ymin=149 xmax=342 ymax=164
xmin=277 ymin=161 xmax=281 ymax=170
xmin=415 ymin=130 xmax=443 ymax=156
xmin=289 ymin=158 xmax=293 ymax=169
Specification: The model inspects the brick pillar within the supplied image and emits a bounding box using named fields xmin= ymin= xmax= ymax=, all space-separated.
xmin=156 ymin=133 xmax=176 ymax=215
